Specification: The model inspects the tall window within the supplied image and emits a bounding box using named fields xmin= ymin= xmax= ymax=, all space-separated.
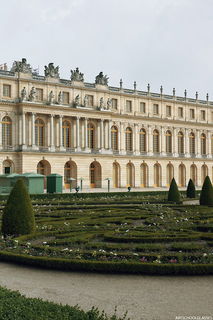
xmin=140 ymin=102 xmax=146 ymax=113
xmin=3 ymin=84 xmax=11 ymax=97
xmin=62 ymin=92 xmax=69 ymax=104
xmin=125 ymin=127 xmax=133 ymax=151
xmin=189 ymin=132 xmax=195 ymax=154
xmin=201 ymin=110 xmax=206 ymax=121
xmin=126 ymin=100 xmax=132 ymax=113
xmin=166 ymin=105 xmax=171 ymax=117
xmin=139 ymin=128 xmax=146 ymax=152
xmin=88 ymin=123 xmax=95 ymax=149
xmin=35 ymin=119 xmax=45 ymax=146
xmin=153 ymin=129 xmax=159 ymax=153
xmin=36 ymin=88 xmax=43 ymax=101
xmin=111 ymin=126 xmax=118 ymax=151
xmin=2 ymin=116 xmax=12 ymax=147
xmin=178 ymin=131 xmax=184 ymax=154
xmin=112 ymin=98 xmax=118 ymax=110
xmin=201 ymin=133 xmax=206 ymax=155
xmin=62 ymin=120 xmax=71 ymax=148
xmin=190 ymin=109 xmax=195 ymax=119
xmin=178 ymin=107 xmax=183 ymax=118
xmin=87 ymin=95 xmax=94 ymax=107
xmin=166 ymin=130 xmax=172 ymax=153
xmin=153 ymin=104 xmax=159 ymax=115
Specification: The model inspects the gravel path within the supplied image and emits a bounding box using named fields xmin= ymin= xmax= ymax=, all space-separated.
xmin=0 ymin=262 xmax=213 ymax=320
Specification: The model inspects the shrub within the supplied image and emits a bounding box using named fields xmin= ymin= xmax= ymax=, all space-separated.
xmin=2 ymin=179 xmax=35 ymax=237
xmin=186 ymin=179 xmax=196 ymax=198
xmin=200 ymin=176 xmax=213 ymax=205
xmin=167 ymin=178 xmax=181 ymax=203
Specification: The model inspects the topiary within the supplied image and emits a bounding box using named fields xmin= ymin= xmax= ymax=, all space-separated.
xmin=186 ymin=179 xmax=196 ymax=198
xmin=200 ymin=176 xmax=213 ymax=205
xmin=167 ymin=178 xmax=181 ymax=203
xmin=1 ymin=179 xmax=36 ymax=237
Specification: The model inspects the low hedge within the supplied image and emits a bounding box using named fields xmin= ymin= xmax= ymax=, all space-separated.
xmin=0 ymin=251 xmax=212 ymax=275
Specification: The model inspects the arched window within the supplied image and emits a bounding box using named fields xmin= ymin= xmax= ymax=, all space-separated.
xmin=126 ymin=162 xmax=135 ymax=187
xmin=113 ymin=162 xmax=120 ymax=188
xmin=166 ymin=163 xmax=174 ymax=186
xmin=189 ymin=132 xmax=195 ymax=154
xmin=139 ymin=128 xmax=146 ymax=153
xmin=190 ymin=164 xmax=197 ymax=186
xmin=166 ymin=130 xmax=172 ymax=153
xmin=111 ymin=126 xmax=118 ymax=151
xmin=90 ymin=161 xmax=102 ymax=188
xmin=2 ymin=116 xmax=12 ymax=147
xmin=179 ymin=164 xmax=186 ymax=187
xmin=201 ymin=164 xmax=208 ymax=184
xmin=201 ymin=133 xmax=206 ymax=155
xmin=154 ymin=163 xmax=161 ymax=187
xmin=178 ymin=131 xmax=184 ymax=154
xmin=125 ymin=127 xmax=133 ymax=152
xmin=88 ymin=123 xmax=95 ymax=149
xmin=64 ymin=161 xmax=77 ymax=188
xmin=140 ymin=163 xmax=148 ymax=187
xmin=153 ymin=129 xmax=159 ymax=153
xmin=35 ymin=119 xmax=45 ymax=147
xmin=62 ymin=120 xmax=71 ymax=148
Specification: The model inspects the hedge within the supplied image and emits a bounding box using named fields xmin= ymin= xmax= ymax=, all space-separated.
xmin=0 ymin=251 xmax=212 ymax=275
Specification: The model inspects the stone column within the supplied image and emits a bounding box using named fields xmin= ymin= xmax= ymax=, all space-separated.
xmin=84 ymin=118 xmax=88 ymax=150
xmin=50 ymin=114 xmax=55 ymax=151
xmin=108 ymin=120 xmax=112 ymax=149
xmin=19 ymin=113 xmax=22 ymax=147
xmin=59 ymin=115 xmax=65 ymax=151
xmin=161 ymin=127 xmax=166 ymax=155
xmin=120 ymin=122 xmax=125 ymax=154
xmin=22 ymin=112 xmax=26 ymax=148
xmin=100 ymin=119 xmax=104 ymax=151
xmin=134 ymin=123 xmax=140 ymax=155
xmin=148 ymin=126 xmax=153 ymax=155
xmin=31 ymin=112 xmax=37 ymax=149
xmin=76 ymin=116 xmax=80 ymax=151
xmin=207 ymin=131 xmax=211 ymax=158
xmin=185 ymin=128 xmax=190 ymax=157
xmin=173 ymin=127 xmax=177 ymax=156
xmin=196 ymin=129 xmax=201 ymax=157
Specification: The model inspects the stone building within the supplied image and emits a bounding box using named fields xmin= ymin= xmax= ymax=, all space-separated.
xmin=0 ymin=58 xmax=212 ymax=189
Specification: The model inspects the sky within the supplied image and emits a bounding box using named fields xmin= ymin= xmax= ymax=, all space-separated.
xmin=1 ymin=0 xmax=213 ymax=99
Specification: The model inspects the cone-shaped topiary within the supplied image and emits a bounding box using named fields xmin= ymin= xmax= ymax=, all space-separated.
xmin=186 ymin=179 xmax=196 ymax=198
xmin=168 ymin=178 xmax=181 ymax=203
xmin=2 ymin=179 xmax=35 ymax=237
xmin=200 ymin=175 xmax=213 ymax=205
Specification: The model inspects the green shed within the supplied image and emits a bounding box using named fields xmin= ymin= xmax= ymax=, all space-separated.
xmin=47 ymin=173 xmax=62 ymax=193
xmin=0 ymin=173 xmax=21 ymax=194
xmin=21 ymin=173 xmax=44 ymax=194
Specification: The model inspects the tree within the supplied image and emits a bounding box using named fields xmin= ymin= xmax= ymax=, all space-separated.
xmin=186 ymin=179 xmax=196 ymax=198
xmin=200 ymin=176 xmax=213 ymax=205
xmin=168 ymin=178 xmax=181 ymax=203
xmin=2 ymin=179 xmax=35 ymax=237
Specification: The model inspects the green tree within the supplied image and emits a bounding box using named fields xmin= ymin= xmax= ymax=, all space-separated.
xmin=168 ymin=178 xmax=181 ymax=203
xmin=2 ymin=179 xmax=35 ymax=237
xmin=200 ymin=176 xmax=213 ymax=205
xmin=186 ymin=179 xmax=196 ymax=198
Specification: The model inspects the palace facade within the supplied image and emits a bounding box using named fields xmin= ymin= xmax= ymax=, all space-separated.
xmin=0 ymin=58 xmax=212 ymax=189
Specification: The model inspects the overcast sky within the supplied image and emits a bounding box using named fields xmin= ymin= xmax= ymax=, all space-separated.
xmin=1 ymin=0 xmax=213 ymax=99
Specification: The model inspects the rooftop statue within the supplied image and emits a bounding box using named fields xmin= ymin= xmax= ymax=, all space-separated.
xmin=74 ymin=94 xmax=80 ymax=106
xmin=20 ymin=87 xmax=27 ymax=101
xmin=49 ymin=91 xmax=54 ymax=104
xmin=71 ymin=67 xmax=84 ymax=82
xmin=58 ymin=91 xmax=63 ymax=104
xmin=11 ymin=58 xmax=32 ymax=74
xmin=44 ymin=63 xmax=59 ymax=78
xmin=95 ymin=72 xmax=109 ymax=86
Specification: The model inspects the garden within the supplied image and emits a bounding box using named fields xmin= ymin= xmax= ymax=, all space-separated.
xmin=0 ymin=178 xmax=212 ymax=275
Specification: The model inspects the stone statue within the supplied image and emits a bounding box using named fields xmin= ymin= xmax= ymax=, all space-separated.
xmin=71 ymin=67 xmax=84 ymax=82
xmin=21 ymin=87 xmax=27 ymax=101
xmin=49 ymin=91 xmax=54 ymax=104
xmin=58 ymin=91 xmax=63 ymax=104
xmin=44 ymin=63 xmax=59 ymax=78
xmin=29 ymin=87 xmax=36 ymax=101
xmin=11 ymin=58 xmax=32 ymax=74
xmin=74 ymin=94 xmax=80 ymax=106
xmin=84 ymin=95 xmax=88 ymax=107
xmin=95 ymin=72 xmax=109 ymax=86
xmin=100 ymin=97 xmax=104 ymax=109
xmin=107 ymin=98 xmax=112 ymax=110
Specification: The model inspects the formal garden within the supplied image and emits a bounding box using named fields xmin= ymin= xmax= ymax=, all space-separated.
xmin=0 ymin=177 xmax=212 ymax=275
